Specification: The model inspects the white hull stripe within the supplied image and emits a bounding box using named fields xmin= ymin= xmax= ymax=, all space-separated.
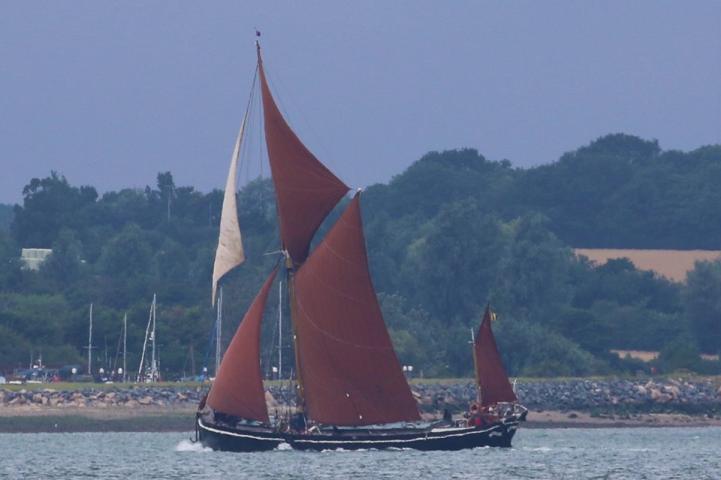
xmin=199 ymin=418 xmax=519 ymax=446
xmin=198 ymin=419 xmax=284 ymax=442
xmin=291 ymin=423 xmax=516 ymax=445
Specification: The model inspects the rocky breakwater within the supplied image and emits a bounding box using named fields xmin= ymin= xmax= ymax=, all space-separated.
xmin=0 ymin=386 xmax=206 ymax=410
xmin=2 ymin=377 xmax=720 ymax=416
xmin=409 ymin=378 xmax=721 ymax=415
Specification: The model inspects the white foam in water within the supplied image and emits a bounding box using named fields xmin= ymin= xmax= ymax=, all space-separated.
xmin=276 ymin=442 xmax=292 ymax=451
xmin=524 ymin=446 xmax=553 ymax=452
xmin=174 ymin=440 xmax=212 ymax=452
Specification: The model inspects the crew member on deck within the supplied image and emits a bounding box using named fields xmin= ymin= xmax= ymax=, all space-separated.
xmin=468 ymin=402 xmax=482 ymax=427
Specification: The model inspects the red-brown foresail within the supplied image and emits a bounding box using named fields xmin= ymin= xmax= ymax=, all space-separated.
xmin=257 ymin=47 xmax=349 ymax=263
xmin=206 ymin=267 xmax=278 ymax=422
xmin=292 ymin=194 xmax=420 ymax=425
xmin=474 ymin=306 xmax=517 ymax=406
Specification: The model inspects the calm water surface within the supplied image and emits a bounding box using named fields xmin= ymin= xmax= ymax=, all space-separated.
xmin=1 ymin=427 xmax=720 ymax=479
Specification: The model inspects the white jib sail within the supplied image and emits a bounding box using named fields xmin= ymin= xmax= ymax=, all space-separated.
xmin=211 ymin=115 xmax=247 ymax=305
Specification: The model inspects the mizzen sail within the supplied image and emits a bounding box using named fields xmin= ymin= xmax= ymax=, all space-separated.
xmin=206 ymin=267 xmax=277 ymax=423
xmin=292 ymin=194 xmax=420 ymax=426
xmin=257 ymin=47 xmax=349 ymax=263
xmin=474 ymin=306 xmax=517 ymax=406
xmin=211 ymin=115 xmax=247 ymax=305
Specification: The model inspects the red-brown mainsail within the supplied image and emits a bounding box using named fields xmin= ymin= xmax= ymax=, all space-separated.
xmin=257 ymin=47 xmax=349 ymax=263
xmin=474 ymin=306 xmax=517 ymax=406
xmin=292 ymin=194 xmax=420 ymax=425
xmin=206 ymin=267 xmax=278 ymax=423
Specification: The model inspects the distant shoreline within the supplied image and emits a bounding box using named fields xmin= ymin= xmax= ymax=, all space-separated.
xmin=2 ymin=377 xmax=720 ymax=433
xmin=1 ymin=407 xmax=720 ymax=433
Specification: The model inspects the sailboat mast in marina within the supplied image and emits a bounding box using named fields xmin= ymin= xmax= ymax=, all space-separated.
xmin=195 ymin=38 xmax=525 ymax=452
xmin=137 ymin=294 xmax=159 ymax=382
xmin=86 ymin=303 xmax=94 ymax=375
xmin=123 ymin=313 xmax=127 ymax=383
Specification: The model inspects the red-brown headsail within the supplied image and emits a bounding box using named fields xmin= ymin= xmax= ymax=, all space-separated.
xmin=474 ymin=306 xmax=517 ymax=406
xmin=206 ymin=267 xmax=278 ymax=423
xmin=257 ymin=46 xmax=349 ymax=263
xmin=292 ymin=194 xmax=420 ymax=426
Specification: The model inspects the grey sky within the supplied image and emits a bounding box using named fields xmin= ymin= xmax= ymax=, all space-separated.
xmin=1 ymin=1 xmax=719 ymax=204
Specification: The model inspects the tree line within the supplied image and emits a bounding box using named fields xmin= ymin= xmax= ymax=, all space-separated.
xmin=0 ymin=133 xmax=720 ymax=378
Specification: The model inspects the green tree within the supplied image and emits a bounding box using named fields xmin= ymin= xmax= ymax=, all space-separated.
xmin=405 ymin=201 xmax=506 ymax=324
xmin=684 ymin=260 xmax=721 ymax=354
xmin=0 ymin=232 xmax=21 ymax=290
xmin=0 ymin=325 xmax=31 ymax=370
xmin=0 ymin=204 xmax=13 ymax=231
xmin=12 ymin=172 xmax=97 ymax=247
xmin=157 ymin=171 xmax=176 ymax=221
xmin=42 ymin=228 xmax=84 ymax=284
xmin=98 ymin=224 xmax=154 ymax=278
xmin=495 ymin=318 xmax=605 ymax=376
xmin=657 ymin=335 xmax=701 ymax=373
xmin=492 ymin=214 xmax=572 ymax=322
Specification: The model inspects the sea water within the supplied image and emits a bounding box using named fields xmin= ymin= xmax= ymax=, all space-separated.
xmin=1 ymin=427 xmax=720 ymax=479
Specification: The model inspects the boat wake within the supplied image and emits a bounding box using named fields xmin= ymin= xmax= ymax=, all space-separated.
xmin=175 ymin=440 xmax=212 ymax=452
xmin=276 ymin=442 xmax=292 ymax=451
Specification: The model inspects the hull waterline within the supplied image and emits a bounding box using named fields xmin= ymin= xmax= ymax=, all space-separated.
xmin=286 ymin=421 xmax=519 ymax=451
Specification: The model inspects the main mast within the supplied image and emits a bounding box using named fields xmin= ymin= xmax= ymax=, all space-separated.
xmin=215 ymin=287 xmax=223 ymax=376
xmin=277 ymin=280 xmax=282 ymax=379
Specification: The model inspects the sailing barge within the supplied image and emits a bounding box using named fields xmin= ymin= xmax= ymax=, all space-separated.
xmin=196 ymin=40 xmax=526 ymax=452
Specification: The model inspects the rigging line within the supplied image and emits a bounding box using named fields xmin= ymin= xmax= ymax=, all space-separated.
xmin=251 ymin=90 xmax=260 ymax=181
xmin=255 ymin=68 xmax=284 ymax=255
xmin=112 ymin=320 xmax=123 ymax=372
xmin=261 ymin=259 xmax=284 ymax=378
xmin=238 ymin=64 xmax=259 ymax=188
xmin=297 ymin=324 xmax=402 ymax=426
xmin=293 ymin=291 xmax=392 ymax=351
xmin=301 ymin=264 xmax=369 ymax=306
xmin=264 ymin=300 xmax=278 ymax=379
xmin=259 ymin=221 xmax=283 ymax=266
xmin=317 ymin=306 xmax=366 ymax=423
xmin=262 ymin=60 xmax=342 ymax=178
xmin=202 ymin=309 xmax=217 ymax=375
xmin=240 ymin=93 xmax=253 ymax=186
xmin=313 ymin=235 xmax=362 ymax=267
xmin=257 ymin=72 xmax=264 ymax=179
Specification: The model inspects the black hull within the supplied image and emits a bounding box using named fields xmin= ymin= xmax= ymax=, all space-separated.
xmin=196 ymin=418 xmax=283 ymax=452
xmin=197 ymin=417 xmax=521 ymax=452
xmin=286 ymin=420 xmax=519 ymax=451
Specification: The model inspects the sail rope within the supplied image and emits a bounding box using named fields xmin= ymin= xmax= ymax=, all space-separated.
xmin=237 ymin=64 xmax=259 ymax=186
xmin=261 ymin=59 xmax=341 ymax=178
